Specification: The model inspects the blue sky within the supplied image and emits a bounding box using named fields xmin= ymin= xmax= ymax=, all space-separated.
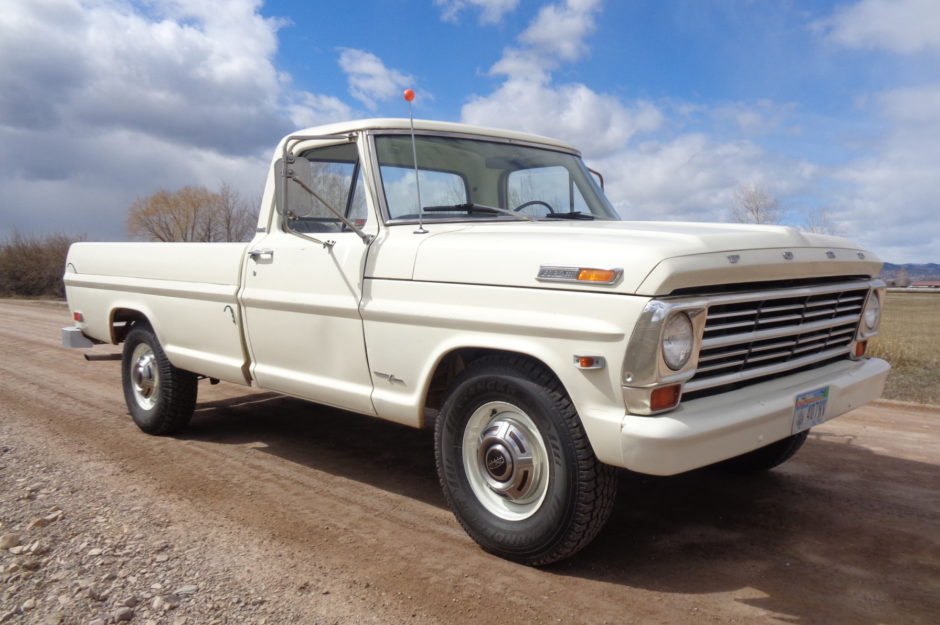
xmin=1 ymin=0 xmax=938 ymax=263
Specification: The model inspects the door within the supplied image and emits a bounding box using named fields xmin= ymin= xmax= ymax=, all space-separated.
xmin=240 ymin=140 xmax=378 ymax=415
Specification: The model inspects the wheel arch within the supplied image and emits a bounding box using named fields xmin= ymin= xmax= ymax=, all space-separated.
xmin=424 ymin=347 xmax=565 ymax=415
xmin=109 ymin=307 xmax=154 ymax=344
xmin=411 ymin=339 xmax=626 ymax=468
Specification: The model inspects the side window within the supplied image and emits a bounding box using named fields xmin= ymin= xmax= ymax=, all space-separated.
xmin=508 ymin=166 xmax=588 ymax=216
xmin=286 ymin=143 xmax=368 ymax=233
xmin=380 ymin=166 xmax=467 ymax=219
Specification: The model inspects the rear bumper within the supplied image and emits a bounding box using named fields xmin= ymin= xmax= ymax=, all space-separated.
xmin=619 ymin=357 xmax=890 ymax=475
xmin=61 ymin=326 xmax=96 ymax=348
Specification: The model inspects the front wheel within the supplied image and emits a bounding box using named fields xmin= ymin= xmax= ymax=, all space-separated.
xmin=435 ymin=356 xmax=616 ymax=565
xmin=121 ymin=322 xmax=197 ymax=435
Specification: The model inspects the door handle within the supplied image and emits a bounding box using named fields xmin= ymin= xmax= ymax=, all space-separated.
xmin=248 ymin=249 xmax=274 ymax=261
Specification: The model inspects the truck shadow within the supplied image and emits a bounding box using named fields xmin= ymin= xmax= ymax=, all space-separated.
xmin=185 ymin=391 xmax=443 ymax=507
xmin=182 ymin=391 xmax=940 ymax=624
xmin=560 ymin=433 xmax=940 ymax=624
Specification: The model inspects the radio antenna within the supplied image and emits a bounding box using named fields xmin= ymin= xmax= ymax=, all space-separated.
xmin=404 ymin=89 xmax=427 ymax=234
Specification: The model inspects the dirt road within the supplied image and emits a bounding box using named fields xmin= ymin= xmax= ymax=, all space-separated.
xmin=1 ymin=299 xmax=938 ymax=624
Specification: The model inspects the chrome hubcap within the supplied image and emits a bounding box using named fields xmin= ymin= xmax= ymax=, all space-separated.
xmin=130 ymin=343 xmax=159 ymax=410
xmin=462 ymin=401 xmax=549 ymax=520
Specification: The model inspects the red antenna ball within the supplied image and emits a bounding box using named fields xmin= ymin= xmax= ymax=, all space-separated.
xmin=403 ymin=89 xmax=415 ymax=102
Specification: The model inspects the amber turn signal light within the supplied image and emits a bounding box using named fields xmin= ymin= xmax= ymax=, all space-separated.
xmin=650 ymin=384 xmax=681 ymax=412
xmin=577 ymin=268 xmax=619 ymax=282
xmin=855 ymin=341 xmax=867 ymax=357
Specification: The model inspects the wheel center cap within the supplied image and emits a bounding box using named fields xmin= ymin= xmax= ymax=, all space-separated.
xmin=484 ymin=445 xmax=513 ymax=481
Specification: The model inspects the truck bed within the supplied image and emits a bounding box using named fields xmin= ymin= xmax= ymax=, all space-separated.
xmin=64 ymin=242 xmax=251 ymax=384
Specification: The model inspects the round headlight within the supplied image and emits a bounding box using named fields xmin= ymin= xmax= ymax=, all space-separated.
xmin=662 ymin=312 xmax=694 ymax=371
xmin=863 ymin=292 xmax=881 ymax=331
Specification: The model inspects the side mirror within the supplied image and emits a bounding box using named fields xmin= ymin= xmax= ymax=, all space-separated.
xmin=275 ymin=156 xmax=319 ymax=218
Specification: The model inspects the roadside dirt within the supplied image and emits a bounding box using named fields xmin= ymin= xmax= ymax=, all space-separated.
xmin=1 ymin=299 xmax=938 ymax=625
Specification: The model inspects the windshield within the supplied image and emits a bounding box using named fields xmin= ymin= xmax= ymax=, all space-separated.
xmin=373 ymin=134 xmax=618 ymax=222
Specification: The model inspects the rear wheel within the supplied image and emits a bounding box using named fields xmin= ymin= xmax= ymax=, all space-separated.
xmin=718 ymin=430 xmax=809 ymax=473
xmin=435 ymin=355 xmax=616 ymax=566
xmin=121 ymin=322 xmax=197 ymax=435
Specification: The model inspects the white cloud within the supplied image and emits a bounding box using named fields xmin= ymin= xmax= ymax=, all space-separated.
xmin=286 ymin=93 xmax=354 ymax=129
xmin=337 ymin=48 xmax=414 ymax=112
xmin=462 ymin=76 xmax=663 ymax=158
xmin=518 ymin=0 xmax=601 ymax=63
xmin=0 ymin=0 xmax=350 ymax=241
xmin=464 ymin=0 xmax=659 ymax=157
xmin=461 ymin=2 xmax=825 ymax=242
xmin=593 ymin=134 xmax=818 ymax=224
xmin=824 ymin=84 xmax=940 ymax=262
xmin=815 ymin=0 xmax=940 ymax=54
xmin=808 ymin=1 xmax=940 ymax=260
xmin=436 ymin=0 xmax=520 ymax=24
xmin=878 ymin=84 xmax=940 ymax=124
xmin=708 ymin=100 xmax=793 ymax=136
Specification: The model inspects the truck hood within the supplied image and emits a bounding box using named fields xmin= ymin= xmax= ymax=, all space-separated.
xmin=410 ymin=221 xmax=882 ymax=296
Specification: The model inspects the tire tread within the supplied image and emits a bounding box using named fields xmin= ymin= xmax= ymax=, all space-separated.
xmin=435 ymin=354 xmax=616 ymax=566
xmin=122 ymin=322 xmax=197 ymax=435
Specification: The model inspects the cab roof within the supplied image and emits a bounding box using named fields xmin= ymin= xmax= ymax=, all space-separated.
xmin=287 ymin=118 xmax=580 ymax=154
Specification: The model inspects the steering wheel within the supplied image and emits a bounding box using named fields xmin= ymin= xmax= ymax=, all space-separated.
xmin=513 ymin=200 xmax=556 ymax=215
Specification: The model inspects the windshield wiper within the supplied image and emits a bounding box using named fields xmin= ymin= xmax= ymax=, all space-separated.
xmin=423 ymin=203 xmax=536 ymax=222
xmin=544 ymin=211 xmax=595 ymax=220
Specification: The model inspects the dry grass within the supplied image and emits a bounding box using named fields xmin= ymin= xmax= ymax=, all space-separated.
xmin=868 ymin=291 xmax=940 ymax=405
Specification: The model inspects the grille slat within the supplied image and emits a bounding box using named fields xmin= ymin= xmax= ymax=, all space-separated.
xmin=702 ymin=314 xmax=861 ymax=349
xmin=687 ymin=285 xmax=869 ymax=394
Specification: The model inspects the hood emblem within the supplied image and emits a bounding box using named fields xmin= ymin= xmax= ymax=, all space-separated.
xmin=783 ymin=251 xmax=794 ymax=260
xmin=727 ymin=255 xmax=740 ymax=264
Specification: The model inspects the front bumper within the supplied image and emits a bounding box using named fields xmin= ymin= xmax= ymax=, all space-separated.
xmin=619 ymin=357 xmax=890 ymax=476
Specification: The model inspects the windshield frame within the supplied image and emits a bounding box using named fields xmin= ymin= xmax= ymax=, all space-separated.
xmin=364 ymin=129 xmax=619 ymax=226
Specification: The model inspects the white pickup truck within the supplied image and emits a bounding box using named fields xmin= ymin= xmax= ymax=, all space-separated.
xmin=63 ymin=118 xmax=889 ymax=565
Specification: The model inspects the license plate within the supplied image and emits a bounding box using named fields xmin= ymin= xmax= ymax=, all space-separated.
xmin=793 ymin=386 xmax=830 ymax=434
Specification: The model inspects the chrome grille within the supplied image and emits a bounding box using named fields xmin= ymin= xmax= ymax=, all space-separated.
xmin=685 ymin=285 xmax=868 ymax=393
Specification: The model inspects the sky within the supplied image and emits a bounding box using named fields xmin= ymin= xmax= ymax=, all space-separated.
xmin=1 ymin=0 xmax=938 ymax=263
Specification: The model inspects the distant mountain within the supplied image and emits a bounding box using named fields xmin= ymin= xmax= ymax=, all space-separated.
xmin=880 ymin=263 xmax=940 ymax=285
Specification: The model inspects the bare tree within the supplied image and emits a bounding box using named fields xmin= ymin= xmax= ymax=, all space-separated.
xmin=0 ymin=231 xmax=83 ymax=297
xmin=730 ymin=183 xmax=782 ymax=225
xmin=802 ymin=206 xmax=840 ymax=236
xmin=895 ymin=266 xmax=911 ymax=288
xmin=217 ymin=183 xmax=257 ymax=242
xmin=127 ymin=185 xmax=256 ymax=242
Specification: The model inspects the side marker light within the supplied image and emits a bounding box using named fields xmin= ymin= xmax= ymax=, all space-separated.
xmin=573 ymin=355 xmax=605 ymax=370
xmin=537 ymin=266 xmax=623 ymax=284
xmin=577 ymin=268 xmax=618 ymax=283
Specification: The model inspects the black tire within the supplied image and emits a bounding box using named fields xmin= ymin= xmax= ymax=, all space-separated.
xmin=717 ymin=430 xmax=809 ymax=473
xmin=435 ymin=355 xmax=616 ymax=566
xmin=121 ymin=322 xmax=197 ymax=435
